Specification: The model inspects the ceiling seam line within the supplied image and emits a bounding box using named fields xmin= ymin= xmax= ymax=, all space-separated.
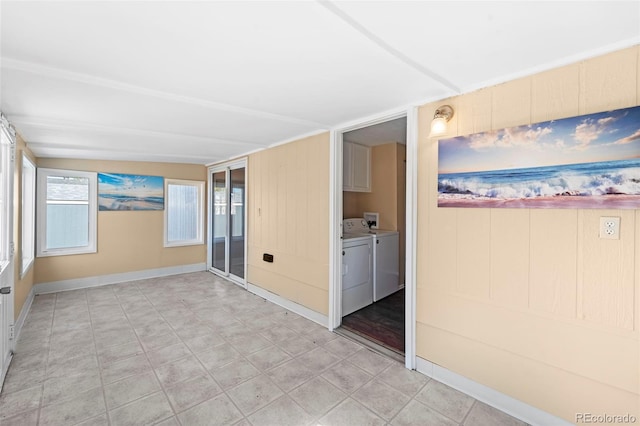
xmin=2 ymin=57 xmax=331 ymax=129
xmin=10 ymin=116 xmax=265 ymax=147
xmin=317 ymin=0 xmax=461 ymax=94
xmin=27 ymin=143 xmax=220 ymax=158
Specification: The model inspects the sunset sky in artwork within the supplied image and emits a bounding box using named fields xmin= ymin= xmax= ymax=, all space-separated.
xmin=438 ymin=106 xmax=640 ymax=174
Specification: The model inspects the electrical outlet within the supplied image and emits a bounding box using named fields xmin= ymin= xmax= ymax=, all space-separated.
xmin=599 ymin=216 xmax=620 ymax=240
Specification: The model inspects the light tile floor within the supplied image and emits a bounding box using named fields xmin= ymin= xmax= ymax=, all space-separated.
xmin=0 ymin=272 xmax=528 ymax=426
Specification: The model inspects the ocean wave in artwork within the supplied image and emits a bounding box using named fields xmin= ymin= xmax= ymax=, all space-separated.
xmin=437 ymin=159 xmax=640 ymax=208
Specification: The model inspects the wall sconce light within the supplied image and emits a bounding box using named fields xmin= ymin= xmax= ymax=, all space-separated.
xmin=429 ymin=105 xmax=454 ymax=137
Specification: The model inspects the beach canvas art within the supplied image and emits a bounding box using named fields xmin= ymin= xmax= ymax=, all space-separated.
xmin=437 ymin=105 xmax=640 ymax=208
xmin=98 ymin=173 xmax=164 ymax=211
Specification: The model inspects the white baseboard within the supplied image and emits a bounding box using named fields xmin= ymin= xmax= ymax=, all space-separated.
xmin=13 ymin=285 xmax=35 ymax=343
xmin=247 ymin=283 xmax=328 ymax=328
xmin=415 ymin=357 xmax=572 ymax=426
xmin=35 ymin=263 xmax=207 ymax=294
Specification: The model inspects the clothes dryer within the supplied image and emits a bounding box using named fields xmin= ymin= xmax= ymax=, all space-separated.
xmin=341 ymin=233 xmax=373 ymax=316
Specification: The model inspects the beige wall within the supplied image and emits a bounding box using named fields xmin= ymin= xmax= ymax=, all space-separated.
xmin=247 ymin=133 xmax=330 ymax=315
xmin=344 ymin=143 xmax=399 ymax=228
xmin=396 ymin=143 xmax=406 ymax=286
xmin=34 ymin=158 xmax=207 ymax=284
xmin=343 ymin=190 xmax=360 ymax=219
xmin=13 ymin=134 xmax=36 ymax=320
xmin=343 ymin=142 xmax=406 ymax=283
xmin=416 ymin=46 xmax=639 ymax=422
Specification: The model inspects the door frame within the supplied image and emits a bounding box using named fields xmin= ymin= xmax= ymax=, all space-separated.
xmin=0 ymin=115 xmax=16 ymax=389
xmin=328 ymin=106 xmax=418 ymax=370
xmin=207 ymin=158 xmax=248 ymax=288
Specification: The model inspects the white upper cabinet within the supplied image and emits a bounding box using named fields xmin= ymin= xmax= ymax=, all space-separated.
xmin=343 ymin=141 xmax=371 ymax=192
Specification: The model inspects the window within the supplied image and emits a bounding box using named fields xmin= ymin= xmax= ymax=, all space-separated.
xmin=164 ymin=179 xmax=204 ymax=247
xmin=21 ymin=155 xmax=36 ymax=275
xmin=37 ymin=168 xmax=97 ymax=257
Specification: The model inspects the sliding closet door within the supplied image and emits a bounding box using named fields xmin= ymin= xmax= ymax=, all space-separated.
xmin=209 ymin=159 xmax=246 ymax=286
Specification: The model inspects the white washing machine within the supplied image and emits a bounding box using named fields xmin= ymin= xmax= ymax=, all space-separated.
xmin=343 ymin=218 xmax=400 ymax=303
xmin=342 ymin=219 xmax=373 ymax=316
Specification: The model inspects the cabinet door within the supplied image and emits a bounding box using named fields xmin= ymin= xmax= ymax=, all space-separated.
xmin=351 ymin=143 xmax=370 ymax=191
xmin=343 ymin=141 xmax=353 ymax=190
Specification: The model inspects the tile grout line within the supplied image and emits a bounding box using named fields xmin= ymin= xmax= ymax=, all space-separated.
xmin=461 ymin=399 xmax=479 ymax=425
xmin=7 ymin=272 xmax=529 ymax=426
xmin=242 ymin=324 xmax=367 ymax=423
xmin=179 ymin=276 xmax=265 ymax=424
xmin=145 ymin=278 xmax=221 ymax=425
xmin=375 ymin=362 xmax=428 ymax=425
xmin=85 ymin=287 xmax=112 ymax=426
xmin=116 ymin=278 xmax=183 ymax=425
xmin=135 ymin=274 xmax=274 ymax=424
xmin=36 ymin=293 xmax=57 ymax=426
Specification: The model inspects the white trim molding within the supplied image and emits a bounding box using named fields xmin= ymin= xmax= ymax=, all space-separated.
xmin=164 ymin=178 xmax=206 ymax=248
xmin=35 ymin=263 xmax=206 ymax=294
xmin=404 ymin=106 xmax=418 ymax=370
xmin=416 ymin=357 xmax=572 ymax=426
xmin=36 ymin=168 xmax=98 ymax=258
xmin=13 ymin=286 xmax=35 ymax=344
xmin=328 ymin=128 xmax=341 ymax=331
xmin=247 ymin=283 xmax=328 ymax=328
xmin=329 ymin=109 xmax=410 ymax=327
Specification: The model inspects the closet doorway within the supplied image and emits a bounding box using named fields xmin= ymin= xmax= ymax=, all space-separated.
xmin=208 ymin=159 xmax=247 ymax=286
xmin=339 ymin=116 xmax=407 ymax=360
xmin=330 ymin=107 xmax=418 ymax=369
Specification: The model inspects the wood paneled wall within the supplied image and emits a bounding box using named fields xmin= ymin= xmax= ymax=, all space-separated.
xmin=416 ymin=46 xmax=639 ymax=422
xmin=247 ymin=132 xmax=330 ymax=315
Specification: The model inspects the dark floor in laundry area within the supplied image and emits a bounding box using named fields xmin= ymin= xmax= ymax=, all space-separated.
xmin=341 ymin=289 xmax=405 ymax=354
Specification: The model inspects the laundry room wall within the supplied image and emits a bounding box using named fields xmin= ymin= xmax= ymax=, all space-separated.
xmin=416 ymin=45 xmax=639 ymax=422
xmin=247 ymin=132 xmax=330 ymax=316
xmin=396 ymin=143 xmax=406 ymax=286
xmin=343 ymin=142 xmax=399 ymax=228
xmin=343 ymin=142 xmax=406 ymax=284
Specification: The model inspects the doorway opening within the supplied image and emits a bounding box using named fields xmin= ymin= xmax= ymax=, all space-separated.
xmin=337 ymin=116 xmax=407 ymax=360
xmin=208 ymin=159 xmax=247 ymax=287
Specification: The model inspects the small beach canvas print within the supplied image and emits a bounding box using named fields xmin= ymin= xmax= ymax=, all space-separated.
xmin=438 ymin=105 xmax=640 ymax=208
xmin=98 ymin=173 xmax=164 ymax=211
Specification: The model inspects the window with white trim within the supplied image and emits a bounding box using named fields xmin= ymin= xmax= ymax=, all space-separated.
xmin=37 ymin=168 xmax=97 ymax=257
xmin=164 ymin=179 xmax=204 ymax=247
xmin=21 ymin=155 xmax=36 ymax=275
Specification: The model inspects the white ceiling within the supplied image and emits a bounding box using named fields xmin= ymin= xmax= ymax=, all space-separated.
xmin=1 ymin=1 xmax=638 ymax=165
xmin=344 ymin=117 xmax=407 ymax=146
